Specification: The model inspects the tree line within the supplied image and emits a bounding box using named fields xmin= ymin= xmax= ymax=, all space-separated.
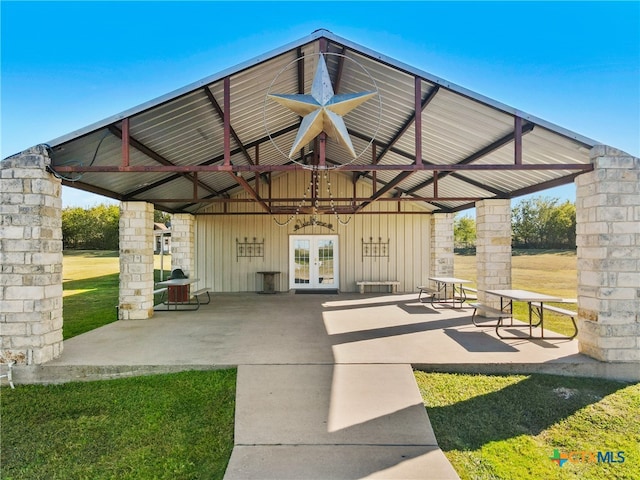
xmin=454 ymin=197 xmax=577 ymax=250
xmin=62 ymin=205 xmax=170 ymax=250
xmin=61 ymin=197 xmax=576 ymax=251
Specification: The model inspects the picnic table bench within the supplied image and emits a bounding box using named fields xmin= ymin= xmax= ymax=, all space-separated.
xmin=469 ymin=302 xmax=514 ymax=327
xmin=530 ymin=300 xmax=578 ymax=339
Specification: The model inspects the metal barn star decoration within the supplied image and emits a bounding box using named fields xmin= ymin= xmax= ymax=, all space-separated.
xmin=267 ymin=54 xmax=377 ymax=159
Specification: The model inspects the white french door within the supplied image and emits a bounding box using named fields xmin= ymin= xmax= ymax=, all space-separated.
xmin=289 ymin=235 xmax=339 ymax=290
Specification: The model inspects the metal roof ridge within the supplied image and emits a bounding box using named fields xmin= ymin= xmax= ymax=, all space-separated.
xmin=44 ymin=28 xmax=601 ymax=151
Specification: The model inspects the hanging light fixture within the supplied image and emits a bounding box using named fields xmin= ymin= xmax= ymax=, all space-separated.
xmin=273 ymin=168 xmax=351 ymax=228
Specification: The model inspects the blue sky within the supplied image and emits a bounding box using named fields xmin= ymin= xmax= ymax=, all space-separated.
xmin=2 ymin=1 xmax=639 ymax=208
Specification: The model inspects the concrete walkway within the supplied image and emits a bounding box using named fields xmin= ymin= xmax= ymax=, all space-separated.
xmin=225 ymin=364 xmax=458 ymax=479
xmin=19 ymin=292 xmax=630 ymax=479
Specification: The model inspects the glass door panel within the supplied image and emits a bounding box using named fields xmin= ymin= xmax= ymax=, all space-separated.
xmin=289 ymin=235 xmax=339 ymax=290
xmin=293 ymin=239 xmax=311 ymax=285
xmin=317 ymin=239 xmax=334 ymax=286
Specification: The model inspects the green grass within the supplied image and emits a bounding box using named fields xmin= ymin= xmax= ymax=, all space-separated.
xmin=63 ymin=251 xmax=171 ymax=339
xmin=1 ymin=370 xmax=237 ymax=480
xmin=415 ymin=372 xmax=640 ymax=480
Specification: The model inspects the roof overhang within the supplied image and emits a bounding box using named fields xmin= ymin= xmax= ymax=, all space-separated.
xmin=43 ymin=29 xmax=598 ymax=214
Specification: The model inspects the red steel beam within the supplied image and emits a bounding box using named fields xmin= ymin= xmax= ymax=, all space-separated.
xmin=319 ymin=133 xmax=326 ymax=167
xmin=255 ymin=144 xmax=260 ymax=195
xmin=108 ymin=125 xmax=221 ymax=198
xmin=229 ymin=172 xmax=271 ymax=213
xmin=514 ymin=116 xmax=522 ymax=165
xmin=319 ymin=37 xmax=327 ymax=54
xmin=223 ymin=76 xmax=231 ymax=167
xmin=433 ymin=171 xmax=438 ymax=198
xmin=121 ymin=117 xmax=130 ymax=168
xmin=415 ymin=77 xmax=422 ymax=166
xmin=197 ymin=210 xmax=440 ymax=216
xmin=53 ymin=163 xmax=593 ymax=174
xmin=374 ymin=85 xmax=439 ymax=165
xmin=193 ymin=172 xmax=198 ymax=201
xmin=354 ymin=170 xmax=414 ymax=212
xmin=141 ymin=196 xmax=487 ymax=204
xmin=203 ymin=86 xmax=254 ymax=165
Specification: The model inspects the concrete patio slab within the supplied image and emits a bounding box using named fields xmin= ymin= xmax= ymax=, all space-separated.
xmin=21 ymin=292 xmax=636 ymax=383
xmin=38 ymin=293 xmax=590 ymax=369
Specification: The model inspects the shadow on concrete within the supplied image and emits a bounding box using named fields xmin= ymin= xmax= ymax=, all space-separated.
xmin=328 ymin=317 xmax=470 ymax=346
xmin=443 ymin=328 xmax=518 ymax=353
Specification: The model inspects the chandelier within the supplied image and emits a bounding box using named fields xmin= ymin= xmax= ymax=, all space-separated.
xmin=273 ymin=169 xmax=352 ymax=228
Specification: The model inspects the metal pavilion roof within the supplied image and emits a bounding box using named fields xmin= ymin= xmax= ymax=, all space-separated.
xmin=45 ymin=29 xmax=598 ymax=215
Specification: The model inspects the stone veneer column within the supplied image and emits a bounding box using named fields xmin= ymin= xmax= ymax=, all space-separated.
xmin=170 ymin=214 xmax=195 ymax=276
xmin=119 ymin=202 xmax=155 ymax=320
xmin=429 ymin=213 xmax=454 ymax=279
xmin=575 ymin=146 xmax=640 ymax=362
xmin=0 ymin=146 xmax=63 ymax=364
xmin=476 ymin=199 xmax=512 ymax=311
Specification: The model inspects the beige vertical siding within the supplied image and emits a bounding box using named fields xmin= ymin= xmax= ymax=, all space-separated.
xmin=194 ymin=171 xmax=432 ymax=293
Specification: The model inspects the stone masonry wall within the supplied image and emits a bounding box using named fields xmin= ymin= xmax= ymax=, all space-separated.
xmin=429 ymin=213 xmax=454 ymax=280
xmin=171 ymin=213 xmax=195 ymax=277
xmin=476 ymin=199 xmax=512 ymax=311
xmin=119 ymin=202 xmax=155 ymax=320
xmin=575 ymin=146 xmax=640 ymax=362
xmin=0 ymin=146 xmax=63 ymax=364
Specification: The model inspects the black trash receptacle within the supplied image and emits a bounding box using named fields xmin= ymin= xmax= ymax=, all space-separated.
xmin=170 ymin=268 xmax=187 ymax=280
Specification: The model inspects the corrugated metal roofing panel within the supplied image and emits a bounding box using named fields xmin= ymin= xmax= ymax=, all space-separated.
xmin=130 ymin=89 xmax=224 ymax=166
xmin=39 ymin=30 xmax=601 ymax=215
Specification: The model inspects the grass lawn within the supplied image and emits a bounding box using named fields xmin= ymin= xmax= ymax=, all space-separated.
xmin=63 ymin=250 xmax=171 ymax=339
xmin=415 ymin=372 xmax=640 ymax=480
xmin=1 ymin=370 xmax=236 ymax=480
xmin=455 ymin=249 xmax=578 ymax=336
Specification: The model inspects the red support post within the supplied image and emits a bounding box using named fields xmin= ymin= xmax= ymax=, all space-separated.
xmin=255 ymin=144 xmax=260 ymax=195
xmin=433 ymin=171 xmax=438 ymax=198
xmin=121 ymin=117 xmax=130 ymax=168
xmin=414 ymin=77 xmax=422 ymax=167
xmin=192 ymin=172 xmax=198 ymax=201
xmin=224 ymin=76 xmax=231 ymax=167
xmin=372 ymin=142 xmax=377 ymax=194
xmin=319 ymin=37 xmax=327 ymax=54
xmin=514 ymin=116 xmax=522 ymax=165
xmin=319 ymin=132 xmax=326 ymax=167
